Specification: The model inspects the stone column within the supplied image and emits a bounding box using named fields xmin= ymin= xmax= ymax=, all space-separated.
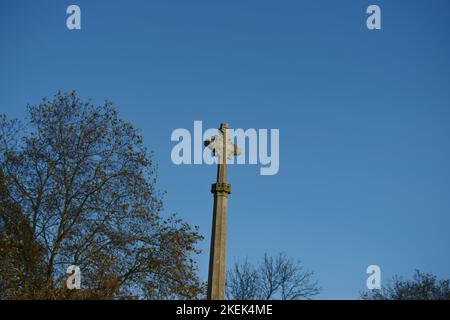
xmin=205 ymin=123 xmax=240 ymax=300
xmin=207 ymin=181 xmax=230 ymax=300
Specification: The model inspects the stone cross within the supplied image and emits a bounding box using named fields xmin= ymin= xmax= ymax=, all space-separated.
xmin=204 ymin=123 xmax=241 ymax=300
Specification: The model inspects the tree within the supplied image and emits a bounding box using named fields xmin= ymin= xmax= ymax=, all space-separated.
xmin=227 ymin=253 xmax=321 ymax=300
xmin=0 ymin=91 xmax=203 ymax=299
xmin=361 ymin=270 xmax=450 ymax=300
xmin=227 ymin=258 xmax=260 ymax=300
xmin=0 ymin=171 xmax=47 ymax=298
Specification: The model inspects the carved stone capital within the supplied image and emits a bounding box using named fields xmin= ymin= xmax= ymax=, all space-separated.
xmin=211 ymin=182 xmax=231 ymax=195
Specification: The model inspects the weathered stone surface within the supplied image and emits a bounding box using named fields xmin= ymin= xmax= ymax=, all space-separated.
xmin=206 ymin=123 xmax=239 ymax=300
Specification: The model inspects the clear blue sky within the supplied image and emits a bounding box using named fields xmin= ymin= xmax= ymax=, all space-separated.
xmin=1 ymin=0 xmax=450 ymax=299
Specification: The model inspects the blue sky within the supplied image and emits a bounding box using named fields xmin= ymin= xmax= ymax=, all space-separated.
xmin=1 ymin=0 xmax=450 ymax=299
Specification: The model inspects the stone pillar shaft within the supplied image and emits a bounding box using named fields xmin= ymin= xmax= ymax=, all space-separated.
xmin=206 ymin=123 xmax=238 ymax=300
xmin=207 ymin=182 xmax=230 ymax=300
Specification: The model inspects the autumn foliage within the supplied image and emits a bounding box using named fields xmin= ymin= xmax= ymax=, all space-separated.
xmin=0 ymin=91 xmax=204 ymax=299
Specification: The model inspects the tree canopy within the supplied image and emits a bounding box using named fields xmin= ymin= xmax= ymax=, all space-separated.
xmin=227 ymin=253 xmax=320 ymax=300
xmin=0 ymin=91 xmax=203 ymax=299
xmin=361 ymin=270 xmax=450 ymax=300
